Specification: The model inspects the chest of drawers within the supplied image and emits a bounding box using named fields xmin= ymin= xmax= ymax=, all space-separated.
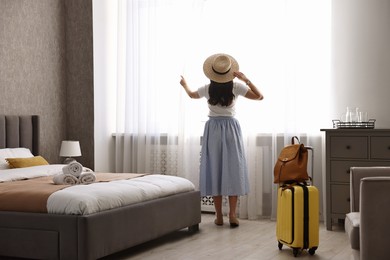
xmin=321 ymin=129 xmax=390 ymax=230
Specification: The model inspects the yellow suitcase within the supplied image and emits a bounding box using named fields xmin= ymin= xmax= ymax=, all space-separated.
xmin=276 ymin=183 xmax=319 ymax=257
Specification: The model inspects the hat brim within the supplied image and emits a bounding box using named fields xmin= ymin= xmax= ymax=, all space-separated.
xmin=203 ymin=53 xmax=239 ymax=83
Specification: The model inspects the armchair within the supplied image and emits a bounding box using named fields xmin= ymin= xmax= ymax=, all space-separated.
xmin=345 ymin=167 xmax=390 ymax=260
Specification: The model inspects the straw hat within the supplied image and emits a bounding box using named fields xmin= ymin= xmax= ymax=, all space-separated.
xmin=203 ymin=53 xmax=239 ymax=83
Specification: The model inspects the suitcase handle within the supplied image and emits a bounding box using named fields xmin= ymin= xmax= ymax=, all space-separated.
xmin=305 ymin=146 xmax=314 ymax=184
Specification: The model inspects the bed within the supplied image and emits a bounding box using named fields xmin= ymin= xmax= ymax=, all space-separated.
xmin=0 ymin=115 xmax=201 ymax=260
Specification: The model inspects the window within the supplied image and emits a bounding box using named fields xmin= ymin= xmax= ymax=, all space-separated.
xmin=111 ymin=0 xmax=330 ymax=135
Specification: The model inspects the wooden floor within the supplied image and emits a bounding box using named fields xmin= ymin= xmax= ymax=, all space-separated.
xmin=101 ymin=213 xmax=358 ymax=260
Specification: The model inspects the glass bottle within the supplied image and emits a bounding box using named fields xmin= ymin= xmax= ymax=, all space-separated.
xmin=351 ymin=107 xmax=359 ymax=122
xmin=345 ymin=107 xmax=351 ymax=122
xmin=345 ymin=107 xmax=359 ymax=122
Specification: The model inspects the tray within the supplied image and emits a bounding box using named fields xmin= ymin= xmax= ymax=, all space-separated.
xmin=332 ymin=119 xmax=376 ymax=129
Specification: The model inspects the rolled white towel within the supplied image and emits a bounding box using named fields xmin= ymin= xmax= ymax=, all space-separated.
xmin=62 ymin=162 xmax=83 ymax=178
xmin=83 ymin=167 xmax=93 ymax=172
xmin=53 ymin=173 xmax=64 ymax=185
xmin=79 ymin=172 xmax=96 ymax=184
xmin=53 ymin=173 xmax=79 ymax=185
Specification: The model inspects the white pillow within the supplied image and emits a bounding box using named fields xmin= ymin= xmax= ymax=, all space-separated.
xmin=0 ymin=148 xmax=34 ymax=169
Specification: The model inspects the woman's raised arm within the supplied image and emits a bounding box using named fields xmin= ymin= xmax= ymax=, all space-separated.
xmin=180 ymin=75 xmax=200 ymax=99
xmin=233 ymin=72 xmax=264 ymax=100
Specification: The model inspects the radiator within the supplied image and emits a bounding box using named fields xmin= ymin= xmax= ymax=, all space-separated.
xmin=149 ymin=146 xmax=178 ymax=175
xmin=201 ymin=196 xmax=215 ymax=212
xmin=201 ymin=196 xmax=235 ymax=214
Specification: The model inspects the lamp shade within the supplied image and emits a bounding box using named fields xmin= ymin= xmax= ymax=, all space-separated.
xmin=59 ymin=141 xmax=81 ymax=157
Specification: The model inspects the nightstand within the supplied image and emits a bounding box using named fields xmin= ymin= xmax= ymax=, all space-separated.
xmin=321 ymin=129 xmax=390 ymax=230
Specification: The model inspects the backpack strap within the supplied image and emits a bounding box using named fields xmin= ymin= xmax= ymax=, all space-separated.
xmin=291 ymin=136 xmax=300 ymax=144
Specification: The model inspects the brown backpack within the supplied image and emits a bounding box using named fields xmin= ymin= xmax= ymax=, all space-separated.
xmin=274 ymin=136 xmax=309 ymax=184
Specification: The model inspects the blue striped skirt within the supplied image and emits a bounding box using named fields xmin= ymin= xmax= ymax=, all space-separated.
xmin=199 ymin=116 xmax=250 ymax=197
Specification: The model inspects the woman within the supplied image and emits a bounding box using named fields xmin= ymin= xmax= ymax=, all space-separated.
xmin=180 ymin=53 xmax=264 ymax=227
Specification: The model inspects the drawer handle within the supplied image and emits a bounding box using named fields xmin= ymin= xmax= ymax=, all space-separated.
xmin=347 ymin=197 xmax=350 ymax=202
xmin=388 ymin=146 xmax=390 ymax=150
xmin=346 ymin=170 xmax=351 ymax=174
xmin=346 ymin=145 xmax=351 ymax=150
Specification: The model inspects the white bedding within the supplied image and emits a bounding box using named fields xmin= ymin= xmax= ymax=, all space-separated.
xmin=0 ymin=165 xmax=196 ymax=215
xmin=0 ymin=164 xmax=65 ymax=182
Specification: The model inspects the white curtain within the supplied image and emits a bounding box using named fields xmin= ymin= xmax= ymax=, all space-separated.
xmin=93 ymin=0 xmax=331 ymax=220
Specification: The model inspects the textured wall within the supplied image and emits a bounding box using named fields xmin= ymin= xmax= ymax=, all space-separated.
xmin=64 ymin=0 xmax=94 ymax=169
xmin=0 ymin=0 xmax=94 ymax=168
xmin=0 ymin=0 xmax=67 ymax=163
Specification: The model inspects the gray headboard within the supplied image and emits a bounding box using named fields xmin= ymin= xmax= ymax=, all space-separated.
xmin=0 ymin=115 xmax=40 ymax=156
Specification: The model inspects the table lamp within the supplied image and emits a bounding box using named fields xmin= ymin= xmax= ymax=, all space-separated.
xmin=59 ymin=140 xmax=81 ymax=164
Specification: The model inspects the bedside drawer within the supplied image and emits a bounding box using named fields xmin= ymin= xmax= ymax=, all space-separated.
xmin=330 ymin=161 xmax=367 ymax=183
xmin=331 ymin=184 xmax=350 ymax=214
xmin=371 ymin=137 xmax=390 ymax=159
xmin=330 ymin=161 xmax=390 ymax=182
xmin=330 ymin=136 xmax=368 ymax=159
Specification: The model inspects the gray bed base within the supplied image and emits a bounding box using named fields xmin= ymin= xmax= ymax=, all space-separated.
xmin=0 ymin=115 xmax=201 ymax=259
xmin=0 ymin=191 xmax=201 ymax=260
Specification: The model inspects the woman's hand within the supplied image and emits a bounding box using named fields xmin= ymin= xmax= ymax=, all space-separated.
xmin=179 ymin=75 xmax=200 ymax=99
xmin=180 ymin=75 xmax=187 ymax=87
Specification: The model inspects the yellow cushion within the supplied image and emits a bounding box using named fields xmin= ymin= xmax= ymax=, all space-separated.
xmin=6 ymin=156 xmax=49 ymax=168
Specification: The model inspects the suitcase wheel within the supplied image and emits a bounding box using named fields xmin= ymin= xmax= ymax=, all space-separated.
xmin=308 ymin=247 xmax=317 ymax=255
xmin=278 ymin=241 xmax=283 ymax=250
xmin=293 ymin=248 xmax=300 ymax=257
